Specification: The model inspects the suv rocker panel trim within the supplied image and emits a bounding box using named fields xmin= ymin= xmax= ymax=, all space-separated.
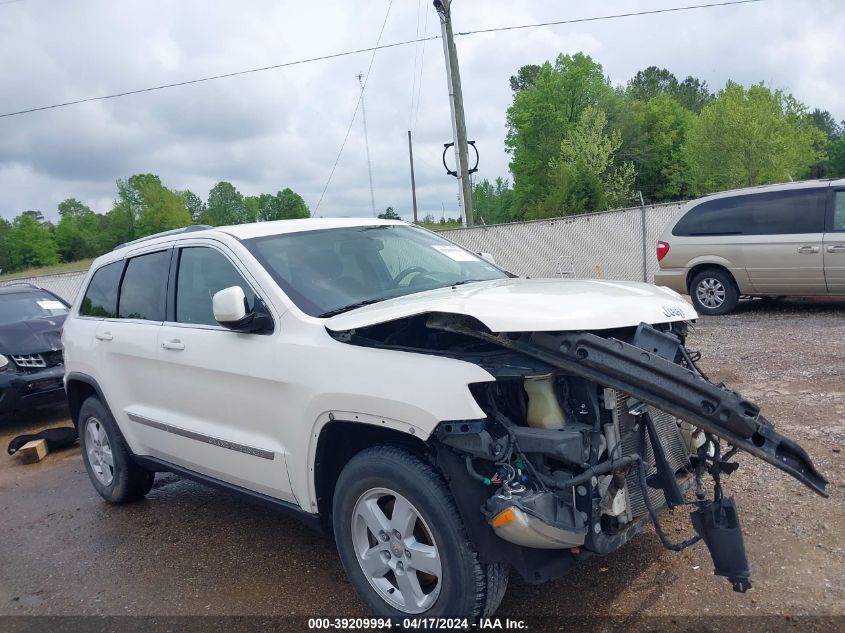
xmin=126 ymin=412 xmax=275 ymax=460
xmin=133 ymin=455 xmax=323 ymax=532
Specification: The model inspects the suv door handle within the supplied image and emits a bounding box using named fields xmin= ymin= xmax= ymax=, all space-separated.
xmin=95 ymin=331 xmax=113 ymax=341
xmin=797 ymin=245 xmax=820 ymax=254
xmin=827 ymin=245 xmax=845 ymax=253
xmin=161 ymin=339 xmax=185 ymax=351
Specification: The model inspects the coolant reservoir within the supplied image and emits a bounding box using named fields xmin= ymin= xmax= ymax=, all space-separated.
xmin=524 ymin=374 xmax=566 ymax=429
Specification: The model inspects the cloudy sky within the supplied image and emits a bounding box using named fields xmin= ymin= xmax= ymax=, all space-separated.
xmin=1 ymin=0 xmax=843 ymax=223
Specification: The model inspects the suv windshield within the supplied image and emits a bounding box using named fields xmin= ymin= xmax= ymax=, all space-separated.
xmin=0 ymin=291 xmax=68 ymax=325
xmin=244 ymin=224 xmax=508 ymax=317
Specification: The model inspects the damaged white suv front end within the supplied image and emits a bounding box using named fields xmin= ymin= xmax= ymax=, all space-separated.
xmin=65 ymin=218 xmax=828 ymax=621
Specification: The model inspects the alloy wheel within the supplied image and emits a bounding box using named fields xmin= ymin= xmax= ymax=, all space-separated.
xmin=351 ymin=487 xmax=442 ymax=614
xmin=85 ymin=417 xmax=114 ymax=486
xmin=696 ymin=277 xmax=726 ymax=308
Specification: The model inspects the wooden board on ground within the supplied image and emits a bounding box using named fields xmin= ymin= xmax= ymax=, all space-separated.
xmin=18 ymin=439 xmax=48 ymax=464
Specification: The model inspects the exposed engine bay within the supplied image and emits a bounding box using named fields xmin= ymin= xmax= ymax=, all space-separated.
xmin=329 ymin=313 xmax=829 ymax=592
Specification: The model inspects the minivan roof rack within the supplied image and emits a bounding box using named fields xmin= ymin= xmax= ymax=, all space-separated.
xmin=113 ymin=225 xmax=212 ymax=251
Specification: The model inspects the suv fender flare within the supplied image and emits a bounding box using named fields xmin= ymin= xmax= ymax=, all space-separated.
xmin=65 ymin=372 xmax=115 ymax=429
xmin=302 ymin=410 xmax=431 ymax=513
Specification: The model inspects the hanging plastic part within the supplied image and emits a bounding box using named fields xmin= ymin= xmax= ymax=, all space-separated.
xmin=690 ymin=496 xmax=751 ymax=593
xmin=689 ymin=438 xmax=752 ymax=592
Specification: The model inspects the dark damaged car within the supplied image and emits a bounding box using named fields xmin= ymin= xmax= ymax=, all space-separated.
xmin=61 ymin=219 xmax=828 ymax=621
xmin=0 ymin=284 xmax=69 ymax=415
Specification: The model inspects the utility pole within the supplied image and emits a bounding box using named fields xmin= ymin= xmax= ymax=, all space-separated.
xmin=434 ymin=0 xmax=473 ymax=227
xmin=357 ymin=73 xmax=377 ymax=217
xmin=407 ymin=130 xmax=419 ymax=223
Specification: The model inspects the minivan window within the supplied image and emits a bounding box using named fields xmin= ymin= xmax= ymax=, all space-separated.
xmin=79 ymin=261 xmax=124 ymax=318
xmin=673 ymin=188 xmax=827 ymax=236
xmin=175 ymin=247 xmax=256 ymax=326
xmin=117 ymin=250 xmax=170 ymax=321
xmin=834 ymin=191 xmax=845 ymax=231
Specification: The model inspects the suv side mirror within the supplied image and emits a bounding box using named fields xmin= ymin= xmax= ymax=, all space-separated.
xmin=478 ymin=252 xmax=497 ymax=265
xmin=212 ymin=286 xmax=273 ymax=334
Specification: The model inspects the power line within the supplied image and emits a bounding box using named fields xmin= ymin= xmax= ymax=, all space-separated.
xmin=408 ymin=0 xmax=424 ymax=130
xmin=0 ymin=32 xmax=434 ymax=120
xmin=411 ymin=3 xmax=431 ymax=137
xmin=313 ymin=0 xmax=394 ymax=214
xmin=456 ymin=0 xmax=762 ymax=36
xmin=0 ymin=0 xmax=764 ymax=120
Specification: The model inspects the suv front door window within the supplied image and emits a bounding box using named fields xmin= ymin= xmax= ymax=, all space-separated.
xmin=151 ymin=245 xmax=293 ymax=501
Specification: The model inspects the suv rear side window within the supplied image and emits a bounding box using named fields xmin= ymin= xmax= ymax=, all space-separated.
xmin=673 ymin=188 xmax=827 ymax=236
xmin=117 ymin=250 xmax=170 ymax=321
xmin=175 ymin=247 xmax=255 ymax=326
xmin=79 ymin=261 xmax=124 ymax=318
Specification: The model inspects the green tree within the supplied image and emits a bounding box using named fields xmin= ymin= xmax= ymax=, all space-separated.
xmin=827 ymin=135 xmax=845 ymax=178
xmin=6 ymin=213 xmax=60 ymax=269
xmin=683 ymin=82 xmax=826 ymax=194
xmin=808 ymin=109 xmax=841 ymax=139
xmin=472 ymin=177 xmax=514 ymax=224
xmin=105 ymin=174 xmax=191 ymax=247
xmin=378 ymin=206 xmax=400 ymax=220
xmin=509 ymin=64 xmax=541 ymax=93
xmin=533 ymin=107 xmax=635 ymax=218
xmin=674 ymin=76 xmax=713 ymax=112
xmin=506 ymin=53 xmax=616 ymax=216
xmin=55 ymin=198 xmax=101 ymax=261
xmin=0 ymin=218 xmax=12 ymax=273
xmin=618 ymin=94 xmax=693 ymax=202
xmin=180 ymin=190 xmax=207 ymax=222
xmin=626 ymin=66 xmax=679 ymax=102
xmin=201 ymin=181 xmax=246 ymax=226
xmin=258 ymin=187 xmax=311 ymax=222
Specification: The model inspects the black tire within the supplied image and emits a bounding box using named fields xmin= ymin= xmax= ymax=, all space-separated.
xmin=689 ymin=268 xmax=739 ymax=315
xmin=332 ymin=446 xmax=508 ymax=621
xmin=78 ymin=396 xmax=154 ymax=503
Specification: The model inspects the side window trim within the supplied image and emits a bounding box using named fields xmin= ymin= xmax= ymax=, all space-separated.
xmin=115 ymin=247 xmax=173 ymax=323
xmin=168 ymin=244 xmax=273 ymax=332
xmin=77 ymin=259 xmax=126 ymax=319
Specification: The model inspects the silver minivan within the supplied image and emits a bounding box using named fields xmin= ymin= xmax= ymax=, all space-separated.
xmin=654 ymin=179 xmax=845 ymax=314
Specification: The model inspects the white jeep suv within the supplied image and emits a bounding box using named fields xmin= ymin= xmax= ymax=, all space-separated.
xmin=62 ymin=218 xmax=827 ymax=619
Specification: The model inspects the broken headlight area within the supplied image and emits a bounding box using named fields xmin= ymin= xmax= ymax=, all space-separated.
xmin=429 ymin=319 xmax=828 ymax=594
xmin=329 ymin=313 xmax=827 ymax=591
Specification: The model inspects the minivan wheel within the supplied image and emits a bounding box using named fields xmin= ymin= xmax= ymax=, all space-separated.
xmin=333 ymin=446 xmax=508 ymax=620
xmin=690 ymin=269 xmax=739 ymax=315
xmin=78 ymin=396 xmax=154 ymax=503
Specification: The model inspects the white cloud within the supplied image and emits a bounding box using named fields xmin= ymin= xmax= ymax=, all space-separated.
xmin=1 ymin=0 xmax=842 ymax=222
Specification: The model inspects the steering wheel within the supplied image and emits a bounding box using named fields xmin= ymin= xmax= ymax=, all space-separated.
xmin=393 ymin=266 xmax=427 ymax=286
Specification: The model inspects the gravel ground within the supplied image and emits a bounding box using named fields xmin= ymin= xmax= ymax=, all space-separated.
xmin=0 ymin=297 xmax=843 ymax=632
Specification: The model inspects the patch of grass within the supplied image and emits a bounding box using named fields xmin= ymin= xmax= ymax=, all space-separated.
xmin=0 ymin=258 xmax=94 ymax=281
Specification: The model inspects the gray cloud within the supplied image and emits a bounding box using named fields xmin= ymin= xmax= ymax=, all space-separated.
xmin=1 ymin=0 xmax=843 ymax=222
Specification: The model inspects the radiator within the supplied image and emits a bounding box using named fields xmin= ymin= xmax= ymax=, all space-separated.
xmin=611 ymin=390 xmax=690 ymax=521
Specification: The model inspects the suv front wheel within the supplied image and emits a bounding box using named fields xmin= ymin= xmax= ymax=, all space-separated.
xmin=332 ymin=446 xmax=508 ymax=620
xmin=78 ymin=396 xmax=154 ymax=503
xmin=689 ymin=268 xmax=739 ymax=315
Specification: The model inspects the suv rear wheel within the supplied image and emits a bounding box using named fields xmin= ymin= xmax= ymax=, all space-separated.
xmin=332 ymin=446 xmax=508 ymax=620
xmin=690 ymin=268 xmax=739 ymax=315
xmin=79 ymin=396 xmax=154 ymax=503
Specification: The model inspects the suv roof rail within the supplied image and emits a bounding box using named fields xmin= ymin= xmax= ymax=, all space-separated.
xmin=113 ymin=225 xmax=212 ymax=251
xmin=3 ymin=282 xmax=40 ymax=289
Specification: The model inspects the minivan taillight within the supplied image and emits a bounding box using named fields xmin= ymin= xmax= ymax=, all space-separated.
xmin=656 ymin=241 xmax=670 ymax=262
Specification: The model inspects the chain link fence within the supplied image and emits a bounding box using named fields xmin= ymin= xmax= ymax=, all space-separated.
xmin=1 ymin=202 xmax=686 ymax=304
xmin=441 ymin=202 xmax=686 ymax=282
xmin=1 ymin=270 xmax=89 ymax=303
